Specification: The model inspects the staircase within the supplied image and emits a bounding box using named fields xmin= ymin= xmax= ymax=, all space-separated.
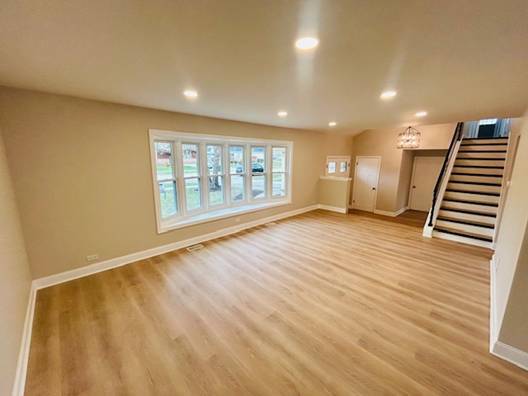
xmin=432 ymin=136 xmax=508 ymax=248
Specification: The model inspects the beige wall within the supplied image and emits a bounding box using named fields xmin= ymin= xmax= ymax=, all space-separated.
xmin=351 ymin=123 xmax=456 ymax=212
xmin=0 ymin=87 xmax=352 ymax=278
xmin=499 ymin=225 xmax=528 ymax=351
xmin=0 ymin=129 xmax=32 ymax=395
xmin=318 ymin=178 xmax=351 ymax=210
xmin=493 ymin=113 xmax=528 ymax=352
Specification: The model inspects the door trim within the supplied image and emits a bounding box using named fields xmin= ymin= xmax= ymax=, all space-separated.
xmin=351 ymin=156 xmax=381 ymax=212
xmin=408 ymin=156 xmax=420 ymax=210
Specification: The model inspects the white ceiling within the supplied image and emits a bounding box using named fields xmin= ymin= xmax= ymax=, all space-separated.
xmin=1 ymin=0 xmax=527 ymax=134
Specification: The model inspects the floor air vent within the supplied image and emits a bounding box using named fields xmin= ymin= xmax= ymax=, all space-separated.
xmin=186 ymin=244 xmax=205 ymax=252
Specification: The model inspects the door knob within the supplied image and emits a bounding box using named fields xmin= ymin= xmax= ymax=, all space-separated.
xmin=372 ymin=187 xmax=376 ymax=191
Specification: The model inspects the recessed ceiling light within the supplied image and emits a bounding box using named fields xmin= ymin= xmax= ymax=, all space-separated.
xmin=328 ymin=121 xmax=337 ymax=127
xmin=380 ymin=90 xmax=397 ymax=100
xmin=277 ymin=111 xmax=288 ymax=118
xmin=183 ymin=89 xmax=198 ymax=99
xmin=415 ymin=111 xmax=428 ymax=117
xmin=295 ymin=37 xmax=319 ymax=50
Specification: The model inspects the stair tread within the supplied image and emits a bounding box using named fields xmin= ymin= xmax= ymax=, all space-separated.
xmin=458 ymin=150 xmax=507 ymax=153
xmin=451 ymin=172 xmax=502 ymax=178
xmin=445 ymin=189 xmax=500 ymax=196
xmin=434 ymin=226 xmax=493 ymax=242
xmin=442 ymin=198 xmax=499 ymax=207
xmin=456 ymin=156 xmax=506 ymax=161
xmin=448 ymin=181 xmax=502 ymax=186
xmin=436 ymin=216 xmax=495 ymax=229
xmin=453 ymin=165 xmax=505 ymax=169
xmin=440 ymin=207 xmax=497 ymax=217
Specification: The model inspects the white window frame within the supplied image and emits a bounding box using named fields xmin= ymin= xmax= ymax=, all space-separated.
xmin=149 ymin=129 xmax=293 ymax=233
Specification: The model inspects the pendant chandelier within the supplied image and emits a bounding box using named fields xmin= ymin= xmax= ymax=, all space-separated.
xmin=397 ymin=126 xmax=421 ymax=149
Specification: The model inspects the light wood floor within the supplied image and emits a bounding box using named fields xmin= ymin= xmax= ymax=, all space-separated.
xmin=26 ymin=210 xmax=528 ymax=395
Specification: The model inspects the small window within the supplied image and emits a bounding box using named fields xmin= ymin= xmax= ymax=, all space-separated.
xmin=326 ymin=156 xmax=351 ymax=178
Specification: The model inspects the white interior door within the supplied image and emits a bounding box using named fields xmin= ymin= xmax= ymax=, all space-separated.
xmin=352 ymin=157 xmax=380 ymax=212
xmin=409 ymin=156 xmax=444 ymax=211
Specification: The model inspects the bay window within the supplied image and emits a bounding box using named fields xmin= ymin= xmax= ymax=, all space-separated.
xmin=149 ymin=130 xmax=293 ymax=233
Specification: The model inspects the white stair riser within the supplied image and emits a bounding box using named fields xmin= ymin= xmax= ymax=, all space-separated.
xmin=458 ymin=144 xmax=508 ymax=152
xmin=444 ymin=191 xmax=499 ymax=204
xmin=455 ymin=159 xmax=505 ymax=167
xmin=432 ymin=230 xmax=493 ymax=248
xmin=437 ymin=210 xmax=496 ymax=226
xmin=457 ymin=152 xmax=506 ymax=159
xmin=441 ymin=201 xmax=498 ymax=215
xmin=447 ymin=183 xmax=501 ymax=194
xmin=462 ymin=138 xmax=508 ymax=145
xmin=435 ymin=220 xmax=494 ymax=237
xmin=449 ymin=174 xmax=502 ymax=184
xmin=452 ymin=167 xmax=504 ymax=175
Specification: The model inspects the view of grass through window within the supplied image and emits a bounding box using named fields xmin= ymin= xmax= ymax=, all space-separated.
xmin=155 ymin=142 xmax=177 ymax=218
xmin=182 ymin=143 xmax=201 ymax=211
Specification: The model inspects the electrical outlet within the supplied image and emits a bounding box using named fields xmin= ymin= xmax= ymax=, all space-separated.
xmin=86 ymin=254 xmax=99 ymax=263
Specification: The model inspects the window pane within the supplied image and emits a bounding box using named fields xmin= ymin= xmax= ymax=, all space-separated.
xmin=182 ymin=143 xmax=200 ymax=177
xmin=208 ymin=176 xmax=224 ymax=206
xmin=158 ymin=181 xmax=177 ymax=218
xmin=184 ymin=178 xmax=201 ymax=211
xmin=251 ymin=175 xmax=266 ymax=199
xmin=230 ymin=174 xmax=245 ymax=202
xmin=207 ymin=145 xmax=223 ymax=175
xmin=272 ymin=147 xmax=286 ymax=172
xmin=251 ymin=146 xmax=266 ymax=174
xmin=272 ymin=173 xmax=286 ymax=197
xmin=155 ymin=142 xmax=174 ymax=181
xmin=339 ymin=161 xmax=347 ymax=173
xmin=328 ymin=161 xmax=336 ymax=173
xmin=229 ymin=146 xmax=245 ymax=174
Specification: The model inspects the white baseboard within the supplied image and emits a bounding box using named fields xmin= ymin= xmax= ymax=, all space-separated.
xmin=491 ymin=341 xmax=528 ymax=371
xmin=318 ymin=204 xmax=348 ymax=214
xmin=374 ymin=206 xmax=408 ymax=217
xmin=33 ymin=204 xmax=319 ymax=290
xmin=11 ymin=286 xmax=37 ymax=396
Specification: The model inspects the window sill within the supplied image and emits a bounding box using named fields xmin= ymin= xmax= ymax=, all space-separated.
xmin=158 ymin=199 xmax=291 ymax=233
xmin=320 ymin=175 xmax=352 ymax=181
